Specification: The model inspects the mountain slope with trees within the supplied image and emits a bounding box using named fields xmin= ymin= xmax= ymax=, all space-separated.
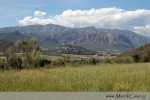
xmin=120 ymin=43 xmax=150 ymax=62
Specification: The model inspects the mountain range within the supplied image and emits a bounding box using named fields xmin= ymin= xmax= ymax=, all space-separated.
xmin=0 ymin=24 xmax=150 ymax=53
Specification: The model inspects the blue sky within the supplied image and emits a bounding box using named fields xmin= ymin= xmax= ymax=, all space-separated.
xmin=0 ymin=0 xmax=149 ymax=28
xmin=0 ymin=0 xmax=150 ymax=37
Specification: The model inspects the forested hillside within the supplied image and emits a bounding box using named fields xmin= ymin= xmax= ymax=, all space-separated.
xmin=120 ymin=43 xmax=150 ymax=62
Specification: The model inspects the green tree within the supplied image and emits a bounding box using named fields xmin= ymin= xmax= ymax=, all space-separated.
xmin=15 ymin=38 xmax=40 ymax=68
xmin=132 ymin=54 xmax=141 ymax=63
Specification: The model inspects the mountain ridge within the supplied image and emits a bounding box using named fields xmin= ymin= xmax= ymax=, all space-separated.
xmin=0 ymin=24 xmax=150 ymax=53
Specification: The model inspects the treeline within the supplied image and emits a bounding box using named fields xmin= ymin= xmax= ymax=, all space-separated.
xmin=0 ymin=38 xmax=99 ymax=70
xmin=121 ymin=43 xmax=150 ymax=62
xmin=0 ymin=55 xmax=99 ymax=71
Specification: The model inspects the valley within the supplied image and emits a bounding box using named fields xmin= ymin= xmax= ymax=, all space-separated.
xmin=0 ymin=24 xmax=150 ymax=92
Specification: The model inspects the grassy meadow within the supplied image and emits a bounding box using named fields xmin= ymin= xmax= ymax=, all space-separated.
xmin=0 ymin=63 xmax=150 ymax=92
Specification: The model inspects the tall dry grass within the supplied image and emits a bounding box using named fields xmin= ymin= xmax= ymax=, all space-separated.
xmin=0 ymin=63 xmax=150 ymax=91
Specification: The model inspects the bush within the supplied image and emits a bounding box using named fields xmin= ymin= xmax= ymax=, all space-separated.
xmin=102 ymin=58 xmax=112 ymax=63
xmin=86 ymin=57 xmax=98 ymax=65
xmin=0 ymin=59 xmax=6 ymax=71
xmin=140 ymin=55 xmax=150 ymax=62
xmin=32 ymin=57 xmax=51 ymax=68
xmin=132 ymin=54 xmax=141 ymax=63
xmin=23 ymin=49 xmax=41 ymax=68
xmin=62 ymin=55 xmax=71 ymax=62
xmin=7 ymin=56 xmax=22 ymax=69
xmin=5 ymin=47 xmax=23 ymax=69
xmin=51 ymin=58 xmax=65 ymax=67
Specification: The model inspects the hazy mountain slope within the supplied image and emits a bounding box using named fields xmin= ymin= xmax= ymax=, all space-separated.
xmin=97 ymin=29 xmax=150 ymax=47
xmin=0 ymin=31 xmax=29 ymax=42
xmin=0 ymin=40 xmax=13 ymax=52
xmin=0 ymin=31 xmax=60 ymax=50
xmin=51 ymin=31 xmax=134 ymax=52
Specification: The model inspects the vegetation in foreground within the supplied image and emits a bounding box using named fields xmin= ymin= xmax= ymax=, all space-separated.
xmin=0 ymin=63 xmax=150 ymax=92
xmin=0 ymin=38 xmax=150 ymax=70
xmin=0 ymin=38 xmax=150 ymax=92
xmin=0 ymin=38 xmax=100 ymax=70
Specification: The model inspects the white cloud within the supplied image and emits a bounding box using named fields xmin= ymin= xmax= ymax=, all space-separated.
xmin=134 ymin=25 xmax=150 ymax=36
xmin=19 ymin=8 xmax=150 ymax=36
xmin=34 ymin=11 xmax=46 ymax=18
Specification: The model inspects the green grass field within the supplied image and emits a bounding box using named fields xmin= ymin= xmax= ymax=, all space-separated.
xmin=0 ymin=63 xmax=150 ymax=92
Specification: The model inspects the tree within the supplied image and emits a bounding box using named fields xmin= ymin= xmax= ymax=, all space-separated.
xmin=15 ymin=38 xmax=40 ymax=68
xmin=132 ymin=54 xmax=141 ymax=63
xmin=15 ymin=37 xmax=38 ymax=53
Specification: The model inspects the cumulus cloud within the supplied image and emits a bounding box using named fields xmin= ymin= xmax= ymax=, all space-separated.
xmin=19 ymin=8 xmax=150 ymax=36
xmin=34 ymin=11 xmax=46 ymax=18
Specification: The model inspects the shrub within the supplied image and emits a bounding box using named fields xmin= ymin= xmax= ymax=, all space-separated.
xmin=86 ymin=57 xmax=97 ymax=65
xmin=102 ymin=58 xmax=112 ymax=63
xmin=62 ymin=55 xmax=71 ymax=62
xmin=7 ymin=56 xmax=22 ymax=69
xmin=22 ymin=49 xmax=41 ymax=68
xmin=132 ymin=54 xmax=141 ymax=63
xmin=140 ymin=55 xmax=150 ymax=62
xmin=32 ymin=57 xmax=51 ymax=68
xmin=51 ymin=58 xmax=65 ymax=67
xmin=25 ymin=53 xmax=34 ymax=68
xmin=5 ymin=47 xmax=23 ymax=69
xmin=0 ymin=59 xmax=6 ymax=71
